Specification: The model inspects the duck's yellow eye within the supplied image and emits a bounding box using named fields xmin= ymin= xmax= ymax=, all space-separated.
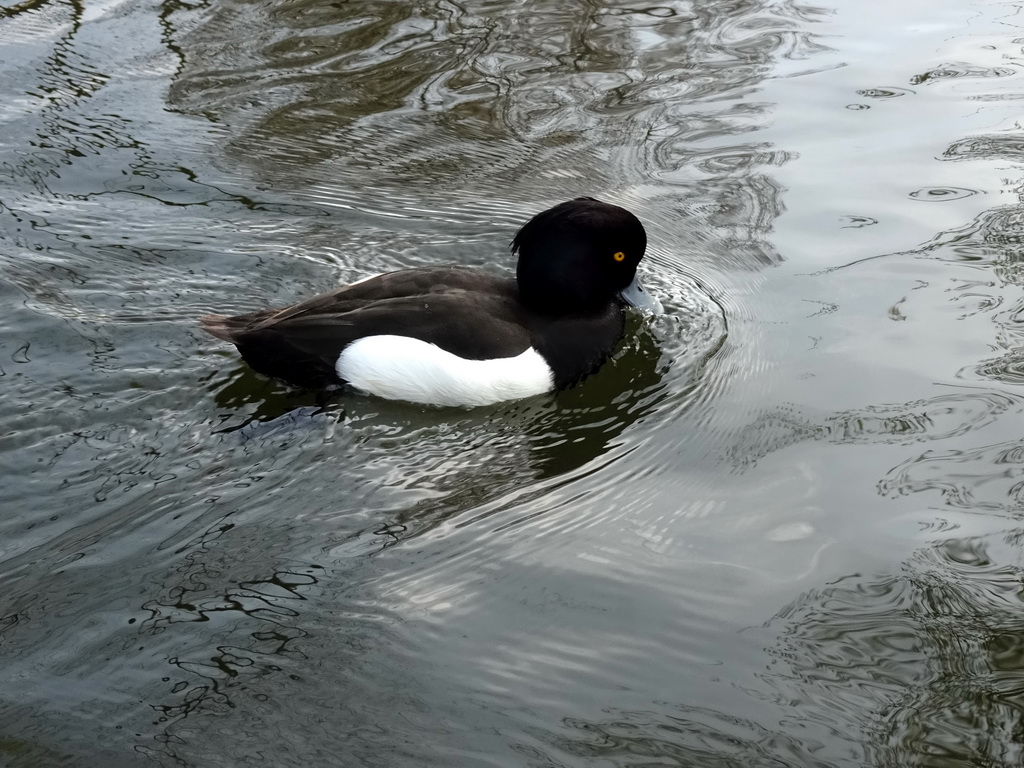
xmin=613 ymin=251 xmax=626 ymax=262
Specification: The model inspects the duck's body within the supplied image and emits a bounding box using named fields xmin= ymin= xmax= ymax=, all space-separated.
xmin=201 ymin=198 xmax=660 ymax=406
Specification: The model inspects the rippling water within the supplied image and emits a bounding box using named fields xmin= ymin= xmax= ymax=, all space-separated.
xmin=2 ymin=0 xmax=1024 ymax=765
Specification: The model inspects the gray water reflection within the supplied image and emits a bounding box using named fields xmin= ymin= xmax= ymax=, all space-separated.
xmin=168 ymin=0 xmax=795 ymax=269
xmin=767 ymin=533 xmax=1024 ymax=768
xmin=3 ymin=0 xmax=1024 ymax=765
xmin=708 ymin=122 xmax=1024 ymax=765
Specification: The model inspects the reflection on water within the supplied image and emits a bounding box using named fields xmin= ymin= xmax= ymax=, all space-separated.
xmin=3 ymin=0 xmax=1024 ymax=765
xmin=729 ymin=387 xmax=1024 ymax=469
xmin=552 ymin=705 xmax=815 ymax=766
xmin=767 ymin=533 xmax=1024 ymax=767
xmin=168 ymin=0 xmax=795 ymax=269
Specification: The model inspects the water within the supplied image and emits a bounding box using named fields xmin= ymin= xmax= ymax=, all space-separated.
xmin=1 ymin=0 xmax=1023 ymax=765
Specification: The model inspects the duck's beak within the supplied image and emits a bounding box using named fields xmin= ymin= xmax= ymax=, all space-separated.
xmin=618 ymin=274 xmax=663 ymax=314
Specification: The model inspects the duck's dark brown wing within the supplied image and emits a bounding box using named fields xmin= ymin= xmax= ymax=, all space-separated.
xmin=200 ymin=267 xmax=533 ymax=389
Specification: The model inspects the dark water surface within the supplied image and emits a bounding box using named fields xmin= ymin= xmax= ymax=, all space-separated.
xmin=2 ymin=0 xmax=1024 ymax=765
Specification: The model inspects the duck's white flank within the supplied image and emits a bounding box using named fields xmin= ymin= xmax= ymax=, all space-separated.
xmin=336 ymin=335 xmax=554 ymax=407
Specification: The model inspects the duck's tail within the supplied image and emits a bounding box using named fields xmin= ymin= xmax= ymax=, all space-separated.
xmin=199 ymin=314 xmax=244 ymax=342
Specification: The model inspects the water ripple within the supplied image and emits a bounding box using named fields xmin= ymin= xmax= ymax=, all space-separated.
xmin=908 ymin=186 xmax=979 ymax=202
xmin=880 ymin=439 xmax=1024 ymax=515
xmin=765 ymin=533 xmax=1024 ymax=767
xmin=856 ymin=86 xmax=914 ymax=98
xmin=944 ymin=134 xmax=1024 ymax=162
xmin=168 ymin=0 xmax=807 ymax=233
xmin=728 ymin=388 xmax=1023 ymax=468
xmin=910 ymin=62 xmax=1018 ymax=85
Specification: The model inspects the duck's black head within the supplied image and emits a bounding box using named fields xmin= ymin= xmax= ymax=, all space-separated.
xmin=512 ymin=197 xmax=649 ymax=315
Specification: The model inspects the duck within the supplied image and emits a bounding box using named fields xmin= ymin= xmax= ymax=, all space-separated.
xmin=200 ymin=197 xmax=661 ymax=407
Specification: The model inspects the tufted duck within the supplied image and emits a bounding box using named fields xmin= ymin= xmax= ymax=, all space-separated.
xmin=200 ymin=197 xmax=661 ymax=406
